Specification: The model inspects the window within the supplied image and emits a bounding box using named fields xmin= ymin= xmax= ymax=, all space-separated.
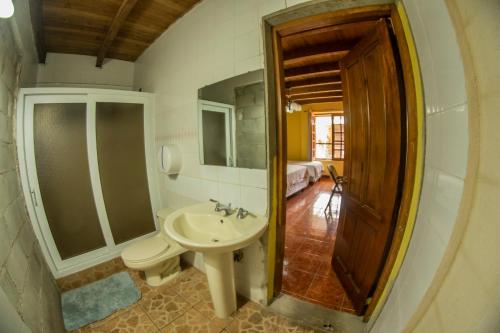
xmin=312 ymin=114 xmax=344 ymax=160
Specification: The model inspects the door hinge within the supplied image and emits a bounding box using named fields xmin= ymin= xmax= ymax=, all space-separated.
xmin=365 ymin=297 xmax=372 ymax=305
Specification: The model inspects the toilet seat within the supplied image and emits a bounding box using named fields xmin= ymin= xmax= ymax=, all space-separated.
xmin=122 ymin=237 xmax=169 ymax=263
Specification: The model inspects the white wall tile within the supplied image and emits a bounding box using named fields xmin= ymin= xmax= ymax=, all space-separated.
xmin=372 ymin=0 xmax=469 ymax=331
xmin=218 ymin=167 xmax=240 ymax=185
xmin=425 ymin=112 xmax=443 ymax=169
xmin=440 ymin=104 xmax=468 ymax=178
xmin=217 ymin=183 xmax=242 ymax=208
xmin=240 ymin=168 xmax=268 ymax=189
xmin=240 ymin=186 xmax=268 ymax=215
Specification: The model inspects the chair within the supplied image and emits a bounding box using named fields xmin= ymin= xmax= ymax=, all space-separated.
xmin=324 ymin=164 xmax=345 ymax=217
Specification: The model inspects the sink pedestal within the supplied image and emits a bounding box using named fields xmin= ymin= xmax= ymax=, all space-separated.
xmin=203 ymin=252 xmax=236 ymax=318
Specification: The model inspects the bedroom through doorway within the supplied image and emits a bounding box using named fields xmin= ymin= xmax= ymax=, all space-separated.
xmin=282 ymin=104 xmax=355 ymax=313
xmin=285 ymin=104 xmax=352 ymax=312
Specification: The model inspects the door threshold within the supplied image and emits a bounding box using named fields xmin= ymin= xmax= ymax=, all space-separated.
xmin=270 ymin=293 xmax=365 ymax=333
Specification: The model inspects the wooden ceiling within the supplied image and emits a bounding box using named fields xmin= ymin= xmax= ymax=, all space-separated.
xmin=31 ymin=0 xmax=200 ymax=67
xmin=281 ymin=20 xmax=379 ymax=105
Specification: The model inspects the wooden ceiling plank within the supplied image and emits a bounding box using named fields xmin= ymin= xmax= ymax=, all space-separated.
xmin=96 ymin=0 xmax=139 ymax=67
xmin=294 ymin=97 xmax=344 ymax=104
xmin=286 ymin=75 xmax=342 ymax=89
xmin=282 ymin=20 xmax=378 ymax=44
xmin=286 ymin=83 xmax=342 ymax=95
xmin=288 ymin=91 xmax=343 ymax=100
xmin=284 ymin=62 xmax=340 ymax=81
xmin=275 ymin=5 xmax=392 ymax=37
xmin=283 ymin=42 xmax=354 ymax=68
xmin=29 ymin=0 xmax=47 ymax=63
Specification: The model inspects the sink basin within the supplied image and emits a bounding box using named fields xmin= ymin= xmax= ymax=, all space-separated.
xmin=164 ymin=202 xmax=268 ymax=318
xmin=164 ymin=202 xmax=267 ymax=254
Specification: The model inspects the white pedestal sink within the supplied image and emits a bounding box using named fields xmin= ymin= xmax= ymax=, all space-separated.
xmin=163 ymin=202 xmax=268 ymax=318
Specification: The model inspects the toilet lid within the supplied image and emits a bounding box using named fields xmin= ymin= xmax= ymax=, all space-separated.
xmin=122 ymin=237 xmax=169 ymax=262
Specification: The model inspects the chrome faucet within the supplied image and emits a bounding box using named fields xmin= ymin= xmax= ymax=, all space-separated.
xmin=210 ymin=199 xmax=235 ymax=216
xmin=236 ymin=207 xmax=249 ymax=219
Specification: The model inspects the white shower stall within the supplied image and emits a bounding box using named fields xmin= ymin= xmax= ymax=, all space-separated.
xmin=16 ymin=88 xmax=161 ymax=277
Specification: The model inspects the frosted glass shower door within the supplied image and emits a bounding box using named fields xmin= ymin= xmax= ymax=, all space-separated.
xmin=26 ymin=97 xmax=107 ymax=261
xmin=95 ymin=102 xmax=155 ymax=244
xmin=20 ymin=90 xmax=159 ymax=276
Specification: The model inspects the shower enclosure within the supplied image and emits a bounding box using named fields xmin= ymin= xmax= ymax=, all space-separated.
xmin=17 ymin=88 xmax=160 ymax=277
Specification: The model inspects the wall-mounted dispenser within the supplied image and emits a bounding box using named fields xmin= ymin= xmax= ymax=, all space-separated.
xmin=158 ymin=144 xmax=182 ymax=175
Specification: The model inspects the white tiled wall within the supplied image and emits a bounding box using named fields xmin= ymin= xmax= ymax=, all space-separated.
xmin=371 ymin=0 xmax=468 ymax=331
xmin=134 ymin=0 xmax=296 ymax=304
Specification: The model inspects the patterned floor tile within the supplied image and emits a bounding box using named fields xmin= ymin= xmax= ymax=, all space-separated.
xmin=92 ymin=305 xmax=157 ymax=333
xmin=139 ymin=287 xmax=191 ymax=329
xmin=162 ymin=308 xmax=226 ymax=333
xmin=227 ymin=301 xmax=280 ymax=332
xmin=173 ymin=268 xmax=211 ymax=305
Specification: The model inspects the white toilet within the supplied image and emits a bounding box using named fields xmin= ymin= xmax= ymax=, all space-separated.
xmin=121 ymin=208 xmax=187 ymax=287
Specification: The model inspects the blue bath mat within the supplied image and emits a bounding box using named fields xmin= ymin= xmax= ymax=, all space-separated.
xmin=61 ymin=271 xmax=141 ymax=331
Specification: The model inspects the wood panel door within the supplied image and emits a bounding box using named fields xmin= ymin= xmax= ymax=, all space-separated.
xmin=332 ymin=20 xmax=403 ymax=315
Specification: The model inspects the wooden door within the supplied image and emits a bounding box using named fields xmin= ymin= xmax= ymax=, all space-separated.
xmin=332 ymin=20 xmax=403 ymax=315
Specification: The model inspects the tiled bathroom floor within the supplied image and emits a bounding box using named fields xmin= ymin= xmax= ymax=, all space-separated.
xmin=62 ymin=261 xmax=326 ymax=332
xmin=283 ymin=177 xmax=356 ymax=314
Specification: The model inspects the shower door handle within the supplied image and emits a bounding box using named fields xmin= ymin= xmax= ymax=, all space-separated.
xmin=31 ymin=190 xmax=38 ymax=206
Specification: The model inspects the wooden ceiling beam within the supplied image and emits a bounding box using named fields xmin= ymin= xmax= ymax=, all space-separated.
xmin=283 ymin=42 xmax=355 ymax=68
xmin=282 ymin=20 xmax=378 ymax=43
xmin=286 ymin=75 xmax=342 ymax=89
xmin=294 ymin=96 xmax=344 ymax=104
xmin=29 ymin=0 xmax=47 ymax=63
xmin=288 ymin=89 xmax=342 ymax=98
xmin=289 ymin=91 xmax=343 ymax=100
xmin=286 ymin=83 xmax=342 ymax=95
xmin=284 ymin=62 xmax=340 ymax=81
xmin=96 ymin=0 xmax=139 ymax=67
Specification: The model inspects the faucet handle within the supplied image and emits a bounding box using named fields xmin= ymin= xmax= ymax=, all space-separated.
xmin=236 ymin=207 xmax=249 ymax=219
xmin=209 ymin=198 xmax=219 ymax=203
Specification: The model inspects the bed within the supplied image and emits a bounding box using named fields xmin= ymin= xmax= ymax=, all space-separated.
xmin=286 ymin=164 xmax=309 ymax=197
xmin=288 ymin=160 xmax=324 ymax=183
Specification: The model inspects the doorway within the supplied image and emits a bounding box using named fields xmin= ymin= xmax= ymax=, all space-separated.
xmin=264 ymin=3 xmax=422 ymax=322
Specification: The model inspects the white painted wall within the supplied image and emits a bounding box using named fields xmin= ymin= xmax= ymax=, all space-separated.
xmin=10 ymin=0 xmax=39 ymax=86
xmin=134 ymin=0 xmax=289 ymax=303
xmin=370 ymin=0 xmax=468 ymax=331
xmin=36 ymin=53 xmax=135 ymax=90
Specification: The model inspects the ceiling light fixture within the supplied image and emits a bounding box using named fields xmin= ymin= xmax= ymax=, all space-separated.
xmin=286 ymin=100 xmax=302 ymax=113
xmin=0 ymin=0 xmax=14 ymax=18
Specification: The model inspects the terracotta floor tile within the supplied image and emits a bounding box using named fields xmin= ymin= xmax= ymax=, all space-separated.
xmin=282 ymin=268 xmax=315 ymax=296
xmin=304 ymin=274 xmax=345 ymax=309
xmin=284 ymin=178 xmax=352 ymax=314
xmin=315 ymin=261 xmax=336 ymax=277
xmin=283 ymin=252 xmax=325 ymax=275
xmin=298 ymin=238 xmax=330 ymax=257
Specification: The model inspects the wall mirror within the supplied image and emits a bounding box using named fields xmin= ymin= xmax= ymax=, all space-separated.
xmin=197 ymin=69 xmax=266 ymax=169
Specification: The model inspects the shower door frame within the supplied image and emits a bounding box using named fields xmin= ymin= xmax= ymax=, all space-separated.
xmin=16 ymin=88 xmax=161 ymax=278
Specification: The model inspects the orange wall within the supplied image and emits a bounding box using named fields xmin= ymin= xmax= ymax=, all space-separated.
xmin=286 ymin=111 xmax=310 ymax=160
